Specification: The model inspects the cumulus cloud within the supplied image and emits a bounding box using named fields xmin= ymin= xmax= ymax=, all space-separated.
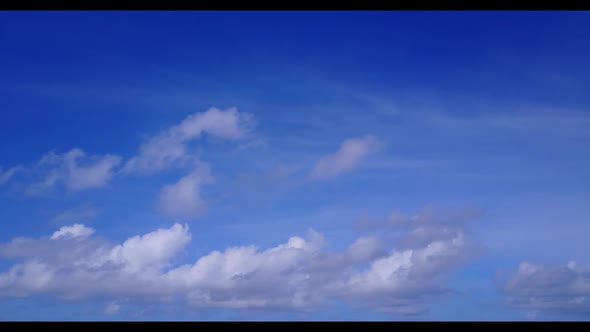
xmin=0 ymin=223 xmax=191 ymax=298
xmin=0 ymin=166 xmax=21 ymax=185
xmin=124 ymin=107 xmax=254 ymax=175
xmin=0 ymin=206 xmax=478 ymax=314
xmin=109 ymin=223 xmax=192 ymax=274
xmin=347 ymin=237 xmax=385 ymax=263
xmin=158 ymin=164 xmax=213 ymax=220
xmin=309 ymin=135 xmax=382 ymax=180
xmin=354 ymin=205 xmax=482 ymax=262
xmin=25 ymin=148 xmax=122 ymax=196
xmin=51 ymin=224 xmax=96 ymax=241
xmin=167 ymin=230 xmax=326 ymax=309
xmin=340 ymin=232 xmax=470 ymax=313
xmin=502 ymin=261 xmax=590 ymax=315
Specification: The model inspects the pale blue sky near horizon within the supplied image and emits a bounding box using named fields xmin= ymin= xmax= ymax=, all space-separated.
xmin=1 ymin=11 xmax=589 ymax=320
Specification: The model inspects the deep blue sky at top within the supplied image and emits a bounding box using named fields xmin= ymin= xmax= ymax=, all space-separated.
xmin=1 ymin=11 xmax=588 ymax=160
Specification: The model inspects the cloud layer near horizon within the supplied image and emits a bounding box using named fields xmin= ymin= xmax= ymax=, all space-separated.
xmin=503 ymin=261 xmax=590 ymax=316
xmin=0 ymin=206 xmax=477 ymax=315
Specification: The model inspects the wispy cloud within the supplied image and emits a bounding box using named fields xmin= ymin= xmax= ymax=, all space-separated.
xmin=356 ymin=204 xmax=481 ymax=231
xmin=123 ymin=107 xmax=255 ymax=175
xmin=419 ymin=107 xmax=590 ymax=139
xmin=309 ymin=135 xmax=383 ymax=181
xmin=0 ymin=166 xmax=22 ymax=186
xmin=25 ymin=149 xmax=122 ymax=196
xmin=158 ymin=164 xmax=213 ymax=220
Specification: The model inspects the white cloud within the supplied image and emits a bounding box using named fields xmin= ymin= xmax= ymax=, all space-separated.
xmin=51 ymin=224 xmax=96 ymax=241
xmin=123 ymin=134 xmax=189 ymax=176
xmin=0 ymin=223 xmax=191 ymax=298
xmin=167 ymin=229 xmax=326 ymax=309
xmin=158 ymin=164 xmax=213 ymax=220
xmin=502 ymin=261 xmax=590 ymax=315
xmin=175 ymin=107 xmax=254 ymax=141
xmin=347 ymin=237 xmax=384 ymax=263
xmin=309 ymin=135 xmax=382 ymax=180
xmin=25 ymin=148 xmax=122 ymax=196
xmin=0 ymin=261 xmax=55 ymax=295
xmin=108 ymin=223 xmax=191 ymax=274
xmin=124 ymin=107 xmax=254 ymax=175
xmin=0 ymin=206 xmax=478 ymax=314
xmin=337 ymin=231 xmax=473 ymax=314
xmin=0 ymin=166 xmax=21 ymax=185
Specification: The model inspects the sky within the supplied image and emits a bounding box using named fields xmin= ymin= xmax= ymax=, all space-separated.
xmin=0 ymin=10 xmax=590 ymax=321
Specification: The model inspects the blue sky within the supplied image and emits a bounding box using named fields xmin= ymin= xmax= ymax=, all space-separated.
xmin=1 ymin=11 xmax=590 ymax=321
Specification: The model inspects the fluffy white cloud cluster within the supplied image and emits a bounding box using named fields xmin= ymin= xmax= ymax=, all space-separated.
xmin=0 ymin=208 xmax=477 ymax=314
xmin=3 ymin=107 xmax=254 ymax=218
